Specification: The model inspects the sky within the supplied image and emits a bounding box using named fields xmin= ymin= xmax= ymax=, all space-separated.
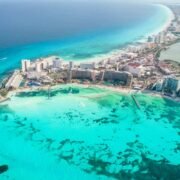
xmin=0 ymin=0 xmax=179 ymax=5
xmin=0 ymin=0 xmax=179 ymax=2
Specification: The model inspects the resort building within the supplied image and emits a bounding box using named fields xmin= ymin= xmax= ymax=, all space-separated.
xmin=125 ymin=62 xmax=144 ymax=77
xmin=45 ymin=57 xmax=54 ymax=67
xmin=152 ymin=79 xmax=164 ymax=91
xmin=21 ymin=59 xmax=31 ymax=72
xmin=80 ymin=62 xmax=97 ymax=70
xmin=69 ymin=61 xmax=74 ymax=70
xmin=26 ymin=71 xmax=47 ymax=80
xmin=53 ymin=59 xmax=62 ymax=69
xmin=162 ymin=77 xmax=180 ymax=96
xmin=154 ymin=31 xmax=166 ymax=44
xmin=103 ymin=70 xmax=132 ymax=86
xmin=72 ymin=69 xmax=97 ymax=81
xmin=35 ymin=61 xmax=44 ymax=73
xmin=35 ymin=57 xmax=55 ymax=73
xmin=22 ymin=57 xmax=54 ymax=73
xmin=27 ymin=71 xmax=41 ymax=80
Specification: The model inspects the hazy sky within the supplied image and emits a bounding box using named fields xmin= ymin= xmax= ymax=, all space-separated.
xmin=0 ymin=0 xmax=179 ymax=4
xmin=0 ymin=0 xmax=179 ymax=2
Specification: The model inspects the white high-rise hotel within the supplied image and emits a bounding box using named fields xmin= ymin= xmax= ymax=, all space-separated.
xmin=21 ymin=59 xmax=31 ymax=72
xmin=21 ymin=56 xmax=59 ymax=73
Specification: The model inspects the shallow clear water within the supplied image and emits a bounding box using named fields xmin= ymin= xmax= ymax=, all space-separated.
xmin=0 ymin=85 xmax=179 ymax=179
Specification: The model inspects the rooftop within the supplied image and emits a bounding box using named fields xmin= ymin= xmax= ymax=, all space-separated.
xmin=128 ymin=62 xmax=141 ymax=68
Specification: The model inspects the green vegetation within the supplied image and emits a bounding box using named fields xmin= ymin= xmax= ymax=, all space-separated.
xmin=0 ymin=89 xmax=8 ymax=97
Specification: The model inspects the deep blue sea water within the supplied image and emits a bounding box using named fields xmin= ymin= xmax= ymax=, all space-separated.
xmin=0 ymin=2 xmax=172 ymax=78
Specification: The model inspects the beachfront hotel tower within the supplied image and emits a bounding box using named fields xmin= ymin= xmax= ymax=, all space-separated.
xmin=21 ymin=60 xmax=31 ymax=72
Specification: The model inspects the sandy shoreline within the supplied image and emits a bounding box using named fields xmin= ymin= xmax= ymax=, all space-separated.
xmin=1 ymin=83 xmax=179 ymax=104
xmin=147 ymin=4 xmax=175 ymax=36
xmin=6 ymin=84 xmax=131 ymax=98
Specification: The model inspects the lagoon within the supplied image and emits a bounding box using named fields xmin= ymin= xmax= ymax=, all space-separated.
xmin=160 ymin=42 xmax=180 ymax=62
xmin=0 ymin=85 xmax=179 ymax=179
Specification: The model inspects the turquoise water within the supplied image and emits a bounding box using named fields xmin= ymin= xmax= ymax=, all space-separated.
xmin=0 ymin=4 xmax=173 ymax=77
xmin=0 ymin=85 xmax=179 ymax=179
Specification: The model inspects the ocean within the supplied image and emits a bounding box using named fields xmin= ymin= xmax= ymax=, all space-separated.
xmin=0 ymin=85 xmax=179 ymax=179
xmin=0 ymin=2 xmax=173 ymax=78
xmin=0 ymin=3 xmax=179 ymax=179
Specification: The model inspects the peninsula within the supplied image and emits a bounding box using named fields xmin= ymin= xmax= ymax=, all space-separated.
xmin=0 ymin=5 xmax=180 ymax=102
xmin=0 ymin=3 xmax=180 ymax=180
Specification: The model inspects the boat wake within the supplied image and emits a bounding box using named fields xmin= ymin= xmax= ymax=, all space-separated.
xmin=0 ymin=57 xmax=7 ymax=61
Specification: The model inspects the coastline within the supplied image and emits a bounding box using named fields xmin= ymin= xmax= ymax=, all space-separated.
xmin=2 ymin=83 xmax=179 ymax=104
xmin=69 ymin=4 xmax=175 ymax=64
xmin=0 ymin=4 xmax=180 ymax=180
xmin=0 ymin=3 xmax=175 ymax=77
xmin=0 ymin=4 xmax=179 ymax=104
xmin=145 ymin=4 xmax=175 ymax=37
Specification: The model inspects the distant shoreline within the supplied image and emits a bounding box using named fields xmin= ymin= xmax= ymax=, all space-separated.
xmin=148 ymin=4 xmax=175 ymax=36
xmin=62 ymin=4 xmax=175 ymax=64
xmin=0 ymin=4 xmax=179 ymax=104
xmin=0 ymin=3 xmax=175 ymax=78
